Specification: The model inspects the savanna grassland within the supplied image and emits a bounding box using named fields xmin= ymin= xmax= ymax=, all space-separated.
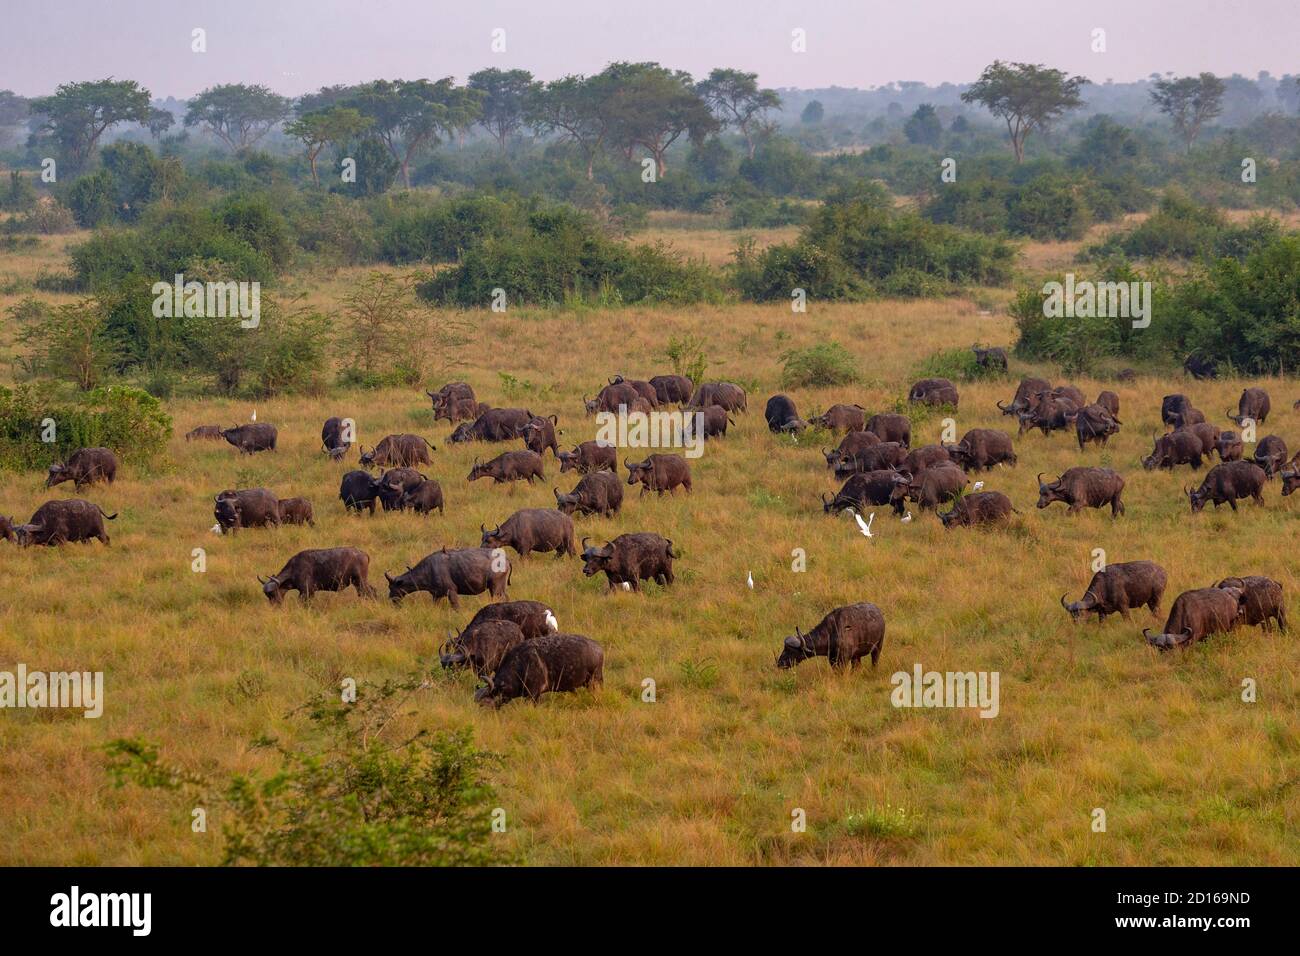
xmin=1 ymin=230 xmax=1300 ymax=867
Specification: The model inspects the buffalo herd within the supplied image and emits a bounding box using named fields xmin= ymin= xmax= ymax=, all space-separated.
xmin=4 ymin=361 xmax=1295 ymax=713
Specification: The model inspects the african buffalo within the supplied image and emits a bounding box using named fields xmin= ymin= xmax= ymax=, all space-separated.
xmin=1186 ymin=461 xmax=1267 ymax=512
xmin=15 ymin=499 xmax=115 ymax=546
xmin=1095 ymin=391 xmax=1121 ymax=420
xmin=945 ymin=429 xmax=1016 ymax=471
xmin=277 ymin=497 xmax=314 ymax=527
xmin=765 ymin=394 xmax=807 ymax=433
xmin=359 ymin=434 xmax=435 ymax=469
xmin=1216 ymin=430 xmax=1244 ymax=462
xmin=466 ymin=600 xmax=559 ymax=640
xmin=474 ymin=633 xmax=604 ymax=708
xmin=1144 ymin=587 xmax=1241 ymax=649
xmin=558 ymin=440 xmax=617 ymax=474
xmin=650 ymin=374 xmax=693 ymax=405
xmin=481 ymin=509 xmax=576 ymax=559
xmin=321 ymin=416 xmax=352 ymax=458
xmin=625 ymin=455 xmax=692 ymax=496
xmin=1075 ymin=404 xmax=1120 ymax=450
xmin=554 ymin=471 xmax=624 ymax=517
xmin=521 ymin=415 xmax=561 ymax=457
xmin=908 ymin=377 xmax=959 ymax=407
xmin=221 ymin=423 xmax=277 ymax=454
xmin=259 ymin=547 xmax=376 ymax=605
xmin=339 ymin=470 xmax=381 ymax=514
xmin=45 ymin=447 xmax=118 ymax=490
xmin=997 ymin=377 xmax=1052 ymax=417
xmin=439 ymin=620 xmax=528 ymax=677
xmin=1142 ymin=430 xmax=1204 ymax=471
xmin=688 ymin=381 xmax=747 ymax=413
xmin=775 ymin=603 xmax=885 ymax=670
xmin=608 ymin=375 xmax=660 ymax=408
xmin=386 ymin=547 xmax=511 ymax=608
xmin=581 ymin=533 xmax=676 ymax=592
xmin=1037 ymin=468 xmax=1126 ymax=516
xmin=400 ymin=478 xmax=445 ymax=515
xmin=1060 ymin=561 xmax=1167 ymax=623
xmin=1228 ymin=387 xmax=1270 ymax=426
xmin=375 ymin=467 xmax=427 ymax=510
xmin=449 ymin=408 xmax=534 ymax=442
xmin=1216 ymin=576 xmax=1286 ymax=632
xmin=1161 ymin=394 xmax=1204 ymax=429
xmin=467 ymin=450 xmax=546 ymax=484
xmin=185 ymin=425 xmax=223 ymax=441
xmin=809 ymin=403 xmax=866 ymax=433
xmin=890 ymin=462 xmax=967 ymax=514
xmin=822 ymin=470 xmax=900 ymax=514
xmin=1254 ymin=435 xmax=1288 ymax=477
xmin=866 ymin=413 xmax=911 ymax=447
xmin=938 ymin=491 xmax=1016 ymax=528
xmin=214 ymin=488 xmax=281 ymax=534
xmin=972 ymin=345 xmax=1008 ymax=372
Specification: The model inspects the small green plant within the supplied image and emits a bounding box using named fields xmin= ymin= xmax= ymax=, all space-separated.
xmin=841 ymin=805 xmax=920 ymax=839
xmin=780 ymin=343 xmax=859 ymax=389
xmin=678 ymin=657 xmax=720 ymax=689
xmin=664 ymin=333 xmax=709 ymax=385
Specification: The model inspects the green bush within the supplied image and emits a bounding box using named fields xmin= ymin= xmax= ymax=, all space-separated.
xmin=911 ymin=346 xmax=1004 ymax=384
xmin=780 ymin=343 xmax=859 ymax=389
xmin=0 ymin=384 xmax=172 ymax=472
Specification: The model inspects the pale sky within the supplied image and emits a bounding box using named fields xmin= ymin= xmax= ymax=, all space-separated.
xmin=2 ymin=0 xmax=1294 ymax=98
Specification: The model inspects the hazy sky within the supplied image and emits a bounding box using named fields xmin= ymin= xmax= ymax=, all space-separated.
xmin=2 ymin=0 xmax=1295 ymax=97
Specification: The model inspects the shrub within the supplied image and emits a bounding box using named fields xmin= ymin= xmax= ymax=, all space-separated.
xmin=0 ymin=384 xmax=171 ymax=472
xmin=911 ymin=347 xmax=1004 ymax=384
xmin=780 ymin=343 xmax=859 ymax=389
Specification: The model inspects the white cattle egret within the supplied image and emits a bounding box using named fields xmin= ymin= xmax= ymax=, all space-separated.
xmin=746 ymin=571 xmax=754 ymax=589
xmin=854 ymin=512 xmax=875 ymax=538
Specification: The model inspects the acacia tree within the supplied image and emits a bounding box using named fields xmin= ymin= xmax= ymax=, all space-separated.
xmin=184 ymin=84 xmax=291 ymax=151
xmin=1150 ymin=73 xmax=1226 ymax=152
xmin=696 ymin=68 xmax=781 ymax=159
xmin=529 ymin=74 xmax=618 ymax=180
xmin=961 ymin=61 xmax=1088 ymax=162
xmin=28 ymin=79 xmax=152 ymax=171
xmin=285 ymin=107 xmax=370 ymax=184
xmin=468 ymin=68 xmax=540 ymax=151
xmin=344 ymin=79 xmax=481 ymax=188
xmin=604 ymin=62 xmax=718 ymax=177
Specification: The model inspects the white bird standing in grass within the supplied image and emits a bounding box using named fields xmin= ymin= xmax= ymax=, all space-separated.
xmin=900 ymin=511 xmax=913 ymax=523
xmin=746 ymin=571 xmax=754 ymax=589
xmin=854 ymin=512 xmax=875 ymax=538
xmin=210 ymin=523 xmax=222 ymax=534
xmin=973 ymin=480 xmax=984 ymax=492
xmin=251 ymin=408 xmax=257 ymax=421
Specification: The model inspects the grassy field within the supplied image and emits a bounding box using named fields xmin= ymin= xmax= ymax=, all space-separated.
xmin=1 ymin=237 xmax=1299 ymax=866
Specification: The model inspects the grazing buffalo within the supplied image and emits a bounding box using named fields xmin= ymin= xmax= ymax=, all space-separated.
xmin=1216 ymin=430 xmax=1244 ymax=462
xmin=823 ymin=431 xmax=882 ymax=473
xmin=427 ymin=383 xmax=480 ymax=423
xmin=214 ymin=488 xmax=281 ymax=534
xmin=439 ymin=620 xmax=528 ymax=677
xmin=585 ymin=382 xmax=641 ymax=415
xmin=427 ymin=381 xmax=475 ymax=408
xmin=866 ymin=413 xmax=911 ymax=448
xmin=449 ymin=408 xmax=534 ymax=443
xmin=650 ymin=374 xmax=693 ymax=405
xmin=972 ymin=345 xmax=1008 ymax=372
xmin=938 ymin=491 xmax=1016 ymax=528
xmin=185 ymin=425 xmax=223 ymax=441
xmin=221 ymin=423 xmax=278 ymax=454
xmin=997 ymin=377 xmax=1052 ymax=417
xmin=1047 ymin=385 xmax=1087 ymax=408
xmin=581 ymin=533 xmax=676 ymax=592
xmin=1254 ymin=435 xmax=1288 ymax=477
xmin=467 ymin=450 xmax=546 ymax=484
xmin=1228 ymin=387 xmax=1270 ymax=426
xmin=1183 ymin=352 xmax=1217 ymax=380
xmin=699 ymin=404 xmax=734 ymax=439
xmin=359 ymin=434 xmax=435 ymax=469
xmin=1144 ymin=587 xmax=1241 ymax=650
xmin=838 ymin=441 xmax=908 ymax=477
xmin=945 ymin=429 xmax=1016 ymax=471
xmin=688 ymin=381 xmax=747 ymax=413
xmin=765 ymin=394 xmax=807 ymax=433
xmin=1018 ymin=393 xmax=1080 ymax=437
xmin=809 ymin=403 xmax=866 ymax=433
xmin=908 ymin=377 xmax=959 ymax=407
xmin=625 ymin=455 xmax=692 ymax=496
xmin=554 ymin=471 xmax=624 ymax=517
xmin=1216 ymin=576 xmax=1286 ymax=632
xmin=1142 ymin=430 xmax=1204 ymax=471
xmin=277 ymin=497 xmax=314 ymax=527
xmin=1037 ymin=468 xmax=1126 ymax=517
xmin=1161 ymin=394 xmax=1204 ymax=429
xmin=822 ymin=470 xmax=900 ymax=514
xmin=1178 ymin=421 xmax=1221 ymax=457
xmin=474 ymin=633 xmax=604 ymax=708
xmin=15 ymin=499 xmax=115 ymax=546
xmin=259 ymin=547 xmax=376 ymax=605
xmin=608 ymin=375 xmax=660 ymax=408
xmin=386 ymin=547 xmax=511 ymax=608
xmin=775 ymin=603 xmax=885 ymax=670
xmin=375 ymin=467 xmax=427 ymax=511
xmin=890 ymin=462 xmax=967 ymax=514
xmin=521 ymin=416 xmax=561 ymax=457
xmin=901 ymin=443 xmax=951 ymax=476
xmin=1186 ymin=461 xmax=1267 ymax=512
xmin=1061 ymin=561 xmax=1167 ymax=623
xmin=321 ymin=416 xmax=352 ymax=458
xmin=1095 ymin=390 xmax=1121 ymax=420
xmin=45 ymin=447 xmax=118 ymax=490
xmin=558 ymin=440 xmax=617 ymax=474
xmin=466 ymin=600 xmax=559 ymax=640
xmin=400 ymin=478 xmax=445 ymax=515
xmin=481 ymin=509 xmax=576 ymax=559
xmin=339 ymin=470 xmax=381 ymax=514
xmin=1075 ymin=404 xmax=1120 ymax=450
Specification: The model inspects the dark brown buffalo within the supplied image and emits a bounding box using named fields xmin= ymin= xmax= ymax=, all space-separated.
xmin=386 ymin=547 xmax=511 ymax=608
xmin=474 ymin=633 xmax=604 ymax=708
xmin=1095 ymin=390 xmax=1121 ymax=420
xmin=775 ymin=603 xmax=885 ymax=670
xmin=400 ymin=478 xmax=445 ymax=515
xmin=938 ymin=491 xmax=1016 ymax=527
xmin=277 ymin=497 xmax=314 ymax=527
xmin=439 ymin=620 xmax=528 ymax=676
xmin=1142 ymin=430 xmax=1204 ymax=471
xmin=481 ymin=509 xmax=576 ymax=559
xmin=321 ymin=416 xmax=352 ymax=457
xmin=521 ymin=415 xmax=561 ymax=457
xmin=16 ymin=499 xmax=115 ymax=546
xmin=1178 ymin=421 xmax=1221 ymax=457
xmin=584 ymin=382 xmax=640 ymax=415
xmin=221 ymin=423 xmax=278 ymax=454
xmin=1117 ymin=368 xmax=1137 ymax=382
xmin=608 ymin=375 xmax=660 ymax=408
xmin=945 ymin=429 xmax=1016 ymax=471
xmin=1186 ymin=460 xmax=1267 ymax=512
xmin=908 ymin=377 xmax=959 ymax=407
xmin=1075 ymin=404 xmax=1121 ymax=450
xmin=1161 ymin=394 xmax=1204 ymax=429
xmin=449 ymin=407 xmax=534 ymax=443
xmin=866 ymin=413 xmax=911 ymax=448
xmin=1216 ymin=576 xmax=1286 ymax=632
xmin=890 ymin=462 xmax=968 ymax=513
xmin=1183 ymin=353 xmax=1217 ymax=380
xmin=1037 ymin=467 xmax=1125 ymax=516
xmin=554 ymin=471 xmax=624 ymax=517
xmin=687 ymin=381 xmax=747 ymax=413
xmin=1046 ymin=385 xmax=1087 ymax=407
xmin=838 ymin=441 xmax=908 ymax=477
xmin=1144 ymin=587 xmax=1241 ymax=650
xmin=427 ymin=383 xmax=478 ymax=422
xmin=45 ymin=447 xmax=118 ymax=490
xmin=185 ymin=425 xmax=223 ymax=441
xmin=339 ymin=470 xmax=381 ymax=514
xmin=650 ymin=374 xmax=693 ymax=405
xmin=359 ymin=433 xmax=435 ymax=469
xmin=468 ymin=450 xmax=546 ymax=484
xmin=558 ymin=440 xmax=617 ymax=474
xmin=581 ymin=532 xmax=676 ymax=592
xmin=1018 ymin=394 xmax=1079 ymax=437
xmin=765 ymin=394 xmax=807 ymax=433
xmin=809 ymin=403 xmax=866 ymax=433
xmin=972 ymin=345 xmax=1008 ymax=372
xmin=901 ymin=444 xmax=951 ymax=476
xmin=1216 ymin=430 xmax=1244 ymax=462
xmin=427 ymin=381 xmax=475 ymax=407
xmin=1254 ymin=435 xmax=1288 ymax=477
xmin=625 ymin=455 xmax=692 ymax=496
xmin=259 ymin=547 xmax=376 ymax=605
xmin=466 ymin=600 xmax=559 ymax=640
xmin=997 ymin=377 xmax=1052 ymax=417
xmin=822 ymin=431 xmax=882 ymax=471
xmin=822 ymin=470 xmax=899 ymax=514
xmin=375 ymin=467 xmax=427 ymax=510
xmin=699 ymin=404 xmax=734 ymax=439
xmin=1228 ymin=387 xmax=1270 ymax=426
xmin=214 ymin=488 xmax=281 ymax=534
xmin=1060 ymin=561 xmax=1168 ymax=623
